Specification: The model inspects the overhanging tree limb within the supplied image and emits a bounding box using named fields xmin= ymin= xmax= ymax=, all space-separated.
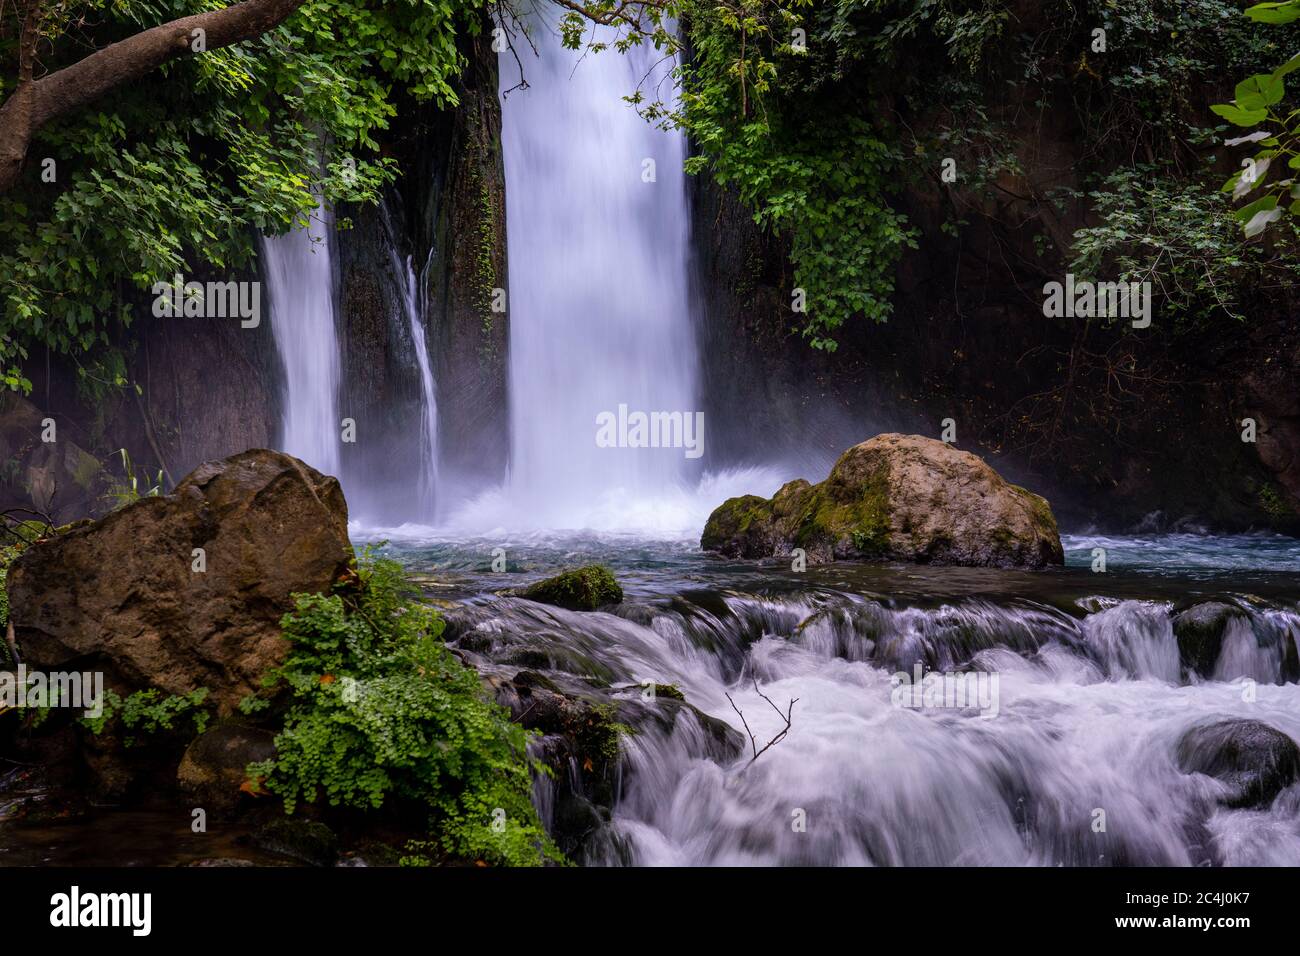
xmin=0 ymin=0 xmax=307 ymax=192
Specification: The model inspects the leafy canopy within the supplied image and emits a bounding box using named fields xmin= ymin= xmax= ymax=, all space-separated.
xmin=0 ymin=0 xmax=484 ymax=393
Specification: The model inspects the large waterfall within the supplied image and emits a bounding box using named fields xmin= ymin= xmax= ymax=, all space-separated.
xmin=493 ymin=23 xmax=702 ymax=531
xmin=261 ymin=210 xmax=341 ymax=478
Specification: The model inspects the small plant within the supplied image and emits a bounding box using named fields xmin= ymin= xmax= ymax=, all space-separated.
xmin=248 ymin=550 xmax=563 ymax=867
xmin=101 ymin=448 xmax=164 ymax=511
xmin=80 ymin=688 xmax=211 ymax=746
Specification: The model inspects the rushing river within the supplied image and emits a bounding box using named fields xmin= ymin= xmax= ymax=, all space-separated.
xmin=343 ymin=526 xmax=1300 ymax=867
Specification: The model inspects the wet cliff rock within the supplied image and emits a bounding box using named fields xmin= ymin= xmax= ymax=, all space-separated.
xmin=702 ymin=433 xmax=1063 ymax=567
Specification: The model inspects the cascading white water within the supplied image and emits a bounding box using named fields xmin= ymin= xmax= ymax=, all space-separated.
xmin=495 ymin=20 xmax=699 ymax=531
xmin=396 ymin=248 xmax=442 ymax=522
xmin=447 ymin=583 xmax=1300 ymax=867
xmin=262 ymin=210 xmax=341 ymax=477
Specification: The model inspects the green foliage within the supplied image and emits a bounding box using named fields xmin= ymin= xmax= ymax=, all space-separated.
xmin=80 ymin=688 xmax=211 ymax=747
xmin=248 ymin=550 xmax=562 ymax=867
xmin=102 ymin=447 xmax=164 ymax=510
xmin=676 ymin=0 xmax=918 ymax=348
xmin=0 ymin=0 xmax=485 ymax=391
xmin=0 ymin=542 xmax=20 ymax=633
xmin=1212 ymin=2 xmax=1300 ymax=238
xmin=1069 ymin=167 xmax=1300 ymax=325
xmin=238 ymin=693 xmax=271 ymax=716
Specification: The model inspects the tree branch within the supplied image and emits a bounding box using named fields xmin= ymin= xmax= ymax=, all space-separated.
xmin=725 ymin=677 xmax=797 ymax=767
xmin=0 ymin=0 xmax=307 ymax=192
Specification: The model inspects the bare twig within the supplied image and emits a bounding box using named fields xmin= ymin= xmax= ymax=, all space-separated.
xmin=725 ymin=677 xmax=797 ymax=767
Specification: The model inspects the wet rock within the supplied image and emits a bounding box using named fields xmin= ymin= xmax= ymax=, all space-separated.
xmin=184 ymin=858 xmax=257 ymax=867
xmin=0 ymin=394 xmax=106 ymax=524
xmin=177 ymin=720 xmax=278 ymax=813
xmin=1176 ymin=719 xmax=1300 ymax=809
xmin=253 ymin=818 xmax=339 ymax=867
xmin=702 ymin=433 xmax=1063 ymax=568
xmin=7 ymin=449 xmax=353 ymax=716
xmin=1172 ymin=602 xmax=1244 ymax=677
xmin=514 ymin=565 xmax=624 ymax=611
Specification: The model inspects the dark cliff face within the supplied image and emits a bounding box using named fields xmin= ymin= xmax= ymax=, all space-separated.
xmin=335 ymin=23 xmax=509 ymax=519
xmin=688 ymin=84 xmax=1300 ymax=535
xmin=8 ymin=262 xmax=280 ymax=522
xmin=424 ymin=28 xmax=510 ymax=495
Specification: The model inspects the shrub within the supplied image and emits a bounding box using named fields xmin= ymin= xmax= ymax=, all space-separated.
xmin=248 ymin=551 xmax=563 ymax=867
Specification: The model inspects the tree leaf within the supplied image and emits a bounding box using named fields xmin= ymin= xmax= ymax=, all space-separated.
xmin=1246 ymin=1 xmax=1300 ymax=24
xmin=1235 ymin=73 xmax=1285 ymax=110
xmin=1211 ymin=103 xmax=1269 ymax=126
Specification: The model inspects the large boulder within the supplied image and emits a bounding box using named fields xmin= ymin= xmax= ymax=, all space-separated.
xmin=7 ymin=449 xmax=352 ymax=715
xmin=1172 ymin=601 xmax=1244 ymax=677
xmin=701 ymin=433 xmax=1063 ymax=568
xmin=1176 ymin=719 xmax=1300 ymax=809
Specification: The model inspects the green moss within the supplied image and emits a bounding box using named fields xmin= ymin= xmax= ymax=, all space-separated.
xmin=649 ymin=682 xmax=685 ymax=702
xmin=1260 ymin=483 xmax=1293 ymax=521
xmin=700 ymin=495 xmax=773 ymax=551
xmin=517 ymin=565 xmax=624 ymax=612
xmin=1010 ymin=484 xmax=1059 ymax=536
xmin=574 ymin=702 xmax=633 ymax=763
xmin=794 ymin=468 xmax=892 ymax=556
xmin=68 ymin=446 xmax=102 ymax=491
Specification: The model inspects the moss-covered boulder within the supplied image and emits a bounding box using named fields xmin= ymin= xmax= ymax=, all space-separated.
xmin=515 ymin=565 xmax=624 ymax=611
xmin=701 ymin=433 xmax=1063 ymax=568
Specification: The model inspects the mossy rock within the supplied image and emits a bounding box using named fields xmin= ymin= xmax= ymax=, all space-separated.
xmin=702 ymin=433 xmax=1063 ymax=568
xmin=253 ymin=818 xmax=339 ymax=867
xmin=516 ymin=564 xmax=624 ymax=611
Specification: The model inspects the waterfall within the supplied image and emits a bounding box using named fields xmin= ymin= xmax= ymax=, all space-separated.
xmin=262 ymin=209 xmax=341 ymax=477
xmin=495 ymin=21 xmax=700 ymax=531
xmin=396 ymin=247 xmax=442 ymax=522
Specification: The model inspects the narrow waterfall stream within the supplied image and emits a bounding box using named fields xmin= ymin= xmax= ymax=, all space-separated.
xmin=405 ymin=253 xmax=442 ymax=523
xmin=393 ymin=242 xmax=442 ymax=524
xmin=261 ymin=209 xmax=342 ymax=478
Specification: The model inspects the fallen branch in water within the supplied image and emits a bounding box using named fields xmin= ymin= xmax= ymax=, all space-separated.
xmin=725 ymin=678 xmax=798 ymax=767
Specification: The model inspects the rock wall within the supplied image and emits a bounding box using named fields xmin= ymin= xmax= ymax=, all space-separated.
xmin=688 ymin=27 xmax=1300 ymax=535
xmin=336 ymin=22 xmax=509 ymax=515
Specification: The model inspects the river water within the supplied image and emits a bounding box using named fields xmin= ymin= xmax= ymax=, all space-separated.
xmin=351 ymin=526 xmax=1300 ymax=867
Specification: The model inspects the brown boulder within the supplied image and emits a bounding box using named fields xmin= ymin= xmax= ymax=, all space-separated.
xmin=701 ymin=433 xmax=1063 ymax=568
xmin=177 ymin=720 xmax=278 ymax=812
xmin=7 ymin=449 xmax=352 ymax=715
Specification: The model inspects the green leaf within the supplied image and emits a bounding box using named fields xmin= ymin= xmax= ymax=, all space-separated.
xmin=1273 ymin=53 xmax=1300 ymax=79
xmin=1246 ymin=1 xmax=1300 ymax=24
xmin=1235 ymin=74 xmax=1285 ymax=110
xmin=1211 ymin=103 xmax=1269 ymax=126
